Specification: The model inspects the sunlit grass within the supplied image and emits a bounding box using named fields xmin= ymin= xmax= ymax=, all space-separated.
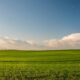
xmin=0 ymin=50 xmax=80 ymax=80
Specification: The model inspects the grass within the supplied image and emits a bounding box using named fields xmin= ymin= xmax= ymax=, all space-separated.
xmin=0 ymin=50 xmax=80 ymax=80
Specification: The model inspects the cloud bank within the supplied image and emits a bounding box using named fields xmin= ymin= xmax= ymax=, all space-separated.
xmin=44 ymin=33 xmax=80 ymax=50
xmin=0 ymin=33 xmax=80 ymax=50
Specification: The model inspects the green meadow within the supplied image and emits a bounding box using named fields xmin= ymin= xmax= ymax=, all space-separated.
xmin=0 ymin=50 xmax=80 ymax=80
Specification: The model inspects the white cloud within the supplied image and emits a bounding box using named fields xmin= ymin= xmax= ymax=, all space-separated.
xmin=0 ymin=37 xmax=40 ymax=50
xmin=44 ymin=33 xmax=80 ymax=50
xmin=0 ymin=33 xmax=80 ymax=50
xmin=62 ymin=33 xmax=80 ymax=41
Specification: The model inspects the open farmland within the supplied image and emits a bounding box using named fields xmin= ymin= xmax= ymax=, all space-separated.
xmin=0 ymin=50 xmax=80 ymax=80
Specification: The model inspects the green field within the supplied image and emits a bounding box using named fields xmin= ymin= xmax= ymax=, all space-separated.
xmin=0 ymin=50 xmax=80 ymax=80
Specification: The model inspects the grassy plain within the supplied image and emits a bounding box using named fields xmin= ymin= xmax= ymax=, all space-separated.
xmin=0 ymin=50 xmax=80 ymax=80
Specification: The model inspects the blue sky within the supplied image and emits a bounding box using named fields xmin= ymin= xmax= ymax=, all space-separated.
xmin=0 ymin=0 xmax=80 ymax=41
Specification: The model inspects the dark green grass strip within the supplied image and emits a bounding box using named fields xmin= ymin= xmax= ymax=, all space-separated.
xmin=0 ymin=59 xmax=80 ymax=63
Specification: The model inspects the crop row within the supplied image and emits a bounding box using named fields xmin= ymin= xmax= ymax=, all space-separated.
xmin=0 ymin=70 xmax=80 ymax=80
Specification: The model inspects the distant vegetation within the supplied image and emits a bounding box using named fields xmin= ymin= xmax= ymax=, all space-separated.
xmin=0 ymin=50 xmax=80 ymax=80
